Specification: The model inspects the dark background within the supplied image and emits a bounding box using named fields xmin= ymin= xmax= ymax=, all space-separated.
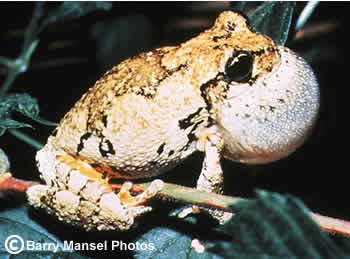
xmin=0 ymin=2 xmax=341 ymax=220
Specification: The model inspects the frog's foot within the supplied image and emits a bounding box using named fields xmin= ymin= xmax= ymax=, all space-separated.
xmin=178 ymin=206 xmax=201 ymax=219
xmin=117 ymin=179 xmax=164 ymax=207
xmin=178 ymin=205 xmax=232 ymax=224
xmin=30 ymin=146 xmax=165 ymax=231
xmin=27 ymin=178 xmax=164 ymax=232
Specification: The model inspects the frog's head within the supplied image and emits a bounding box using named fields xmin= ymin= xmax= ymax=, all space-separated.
xmin=211 ymin=45 xmax=319 ymax=164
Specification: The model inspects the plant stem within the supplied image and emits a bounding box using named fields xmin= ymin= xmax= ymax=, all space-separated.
xmin=1 ymin=173 xmax=350 ymax=238
xmin=137 ymin=181 xmax=244 ymax=211
xmin=0 ymin=40 xmax=39 ymax=98
xmin=296 ymin=1 xmax=320 ymax=31
xmin=157 ymin=183 xmax=350 ymax=237
xmin=311 ymin=213 xmax=350 ymax=238
xmin=0 ymin=56 xmax=15 ymax=68
xmin=22 ymin=2 xmax=44 ymax=53
xmin=112 ymin=181 xmax=350 ymax=237
xmin=8 ymin=129 xmax=43 ymax=150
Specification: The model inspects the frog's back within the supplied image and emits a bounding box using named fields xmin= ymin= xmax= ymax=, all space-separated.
xmin=49 ymin=47 xmax=212 ymax=178
xmin=45 ymin=11 xmax=283 ymax=178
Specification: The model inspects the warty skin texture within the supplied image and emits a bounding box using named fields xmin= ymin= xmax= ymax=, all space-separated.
xmin=27 ymin=11 xmax=319 ymax=230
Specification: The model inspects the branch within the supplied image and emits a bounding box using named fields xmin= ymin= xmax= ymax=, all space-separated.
xmin=294 ymin=20 xmax=338 ymax=41
xmin=311 ymin=213 xmax=350 ymax=238
xmin=1 ymin=174 xmax=350 ymax=237
xmin=0 ymin=173 xmax=36 ymax=195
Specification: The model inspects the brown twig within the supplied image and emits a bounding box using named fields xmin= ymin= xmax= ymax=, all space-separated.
xmin=311 ymin=213 xmax=350 ymax=238
xmin=113 ymin=182 xmax=350 ymax=238
xmin=0 ymin=172 xmax=37 ymax=193
xmin=294 ymin=20 xmax=338 ymax=41
xmin=1 ymin=173 xmax=350 ymax=237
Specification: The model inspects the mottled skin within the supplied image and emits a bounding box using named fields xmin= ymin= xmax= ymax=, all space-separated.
xmin=27 ymin=11 xmax=319 ymax=230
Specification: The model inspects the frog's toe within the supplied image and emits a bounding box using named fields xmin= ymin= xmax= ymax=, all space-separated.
xmin=178 ymin=205 xmax=232 ymax=224
xmin=117 ymin=179 xmax=164 ymax=207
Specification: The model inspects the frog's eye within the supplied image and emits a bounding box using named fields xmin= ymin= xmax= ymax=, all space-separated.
xmin=225 ymin=52 xmax=253 ymax=83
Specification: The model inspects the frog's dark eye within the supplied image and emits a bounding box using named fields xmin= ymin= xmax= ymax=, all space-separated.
xmin=225 ymin=52 xmax=253 ymax=83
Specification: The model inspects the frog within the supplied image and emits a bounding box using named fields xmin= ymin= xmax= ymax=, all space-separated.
xmin=26 ymin=11 xmax=319 ymax=231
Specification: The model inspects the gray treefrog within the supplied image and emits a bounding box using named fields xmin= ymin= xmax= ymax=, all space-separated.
xmin=27 ymin=11 xmax=319 ymax=231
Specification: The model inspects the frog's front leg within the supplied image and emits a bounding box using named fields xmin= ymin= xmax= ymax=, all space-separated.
xmin=179 ymin=130 xmax=233 ymax=223
xmin=196 ymin=132 xmax=224 ymax=194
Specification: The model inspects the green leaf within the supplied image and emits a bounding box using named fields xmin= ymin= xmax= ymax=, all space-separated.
xmin=0 ymin=93 xmax=56 ymax=136
xmin=248 ymin=2 xmax=295 ymax=45
xmin=1 ymin=191 xmax=350 ymax=258
xmin=211 ymin=190 xmax=350 ymax=259
xmin=133 ymin=225 xmax=222 ymax=259
xmin=0 ymin=205 xmax=84 ymax=258
xmin=0 ymin=118 xmax=33 ymax=131
xmin=9 ymin=93 xmax=57 ymax=126
xmin=4 ymin=93 xmax=40 ymax=117
xmin=133 ymin=192 xmax=350 ymax=259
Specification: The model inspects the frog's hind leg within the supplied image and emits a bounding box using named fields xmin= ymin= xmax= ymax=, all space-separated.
xmin=57 ymin=154 xmax=164 ymax=209
xmin=31 ymin=145 xmax=164 ymax=231
xmin=56 ymin=154 xmax=112 ymax=187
